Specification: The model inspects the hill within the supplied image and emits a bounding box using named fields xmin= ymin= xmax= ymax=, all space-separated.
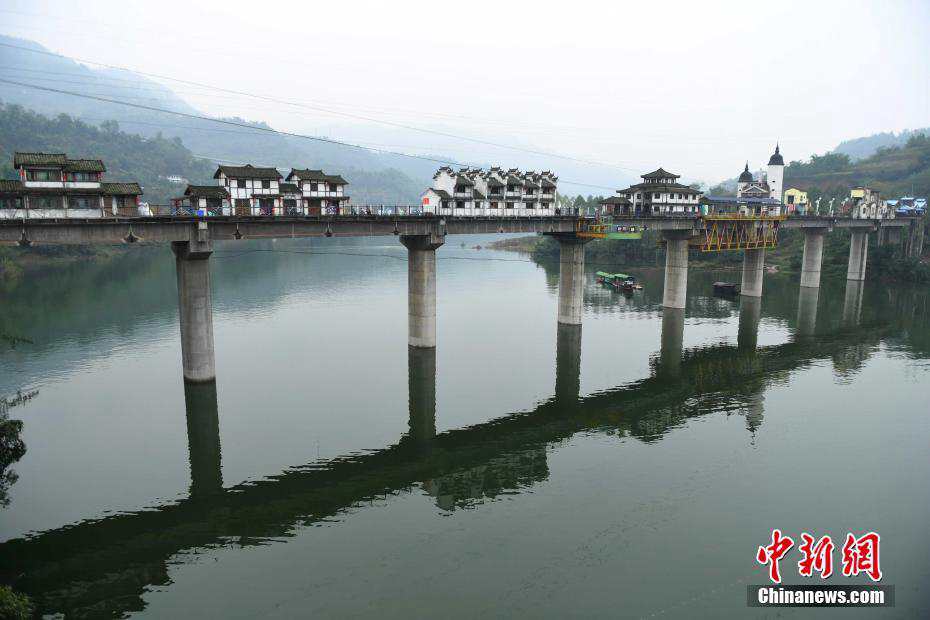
xmin=833 ymin=128 xmax=930 ymax=161
xmin=0 ymin=35 xmax=427 ymax=202
xmin=784 ymin=133 xmax=930 ymax=201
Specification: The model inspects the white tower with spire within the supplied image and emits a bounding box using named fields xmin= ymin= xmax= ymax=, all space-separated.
xmin=767 ymin=144 xmax=784 ymax=204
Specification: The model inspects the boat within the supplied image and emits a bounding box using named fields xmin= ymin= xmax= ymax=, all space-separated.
xmin=596 ymin=271 xmax=642 ymax=292
xmin=712 ymin=281 xmax=739 ymax=297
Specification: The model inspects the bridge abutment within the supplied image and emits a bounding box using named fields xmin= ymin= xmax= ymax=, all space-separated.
xmin=554 ymin=234 xmax=590 ymax=325
xmin=172 ymin=238 xmax=216 ymax=383
xmin=740 ymin=248 xmax=765 ymax=297
xmin=662 ymin=232 xmax=690 ymax=309
xmin=847 ymin=230 xmax=869 ymax=281
xmin=401 ymin=233 xmax=445 ymax=348
xmin=800 ymin=229 xmax=827 ymax=288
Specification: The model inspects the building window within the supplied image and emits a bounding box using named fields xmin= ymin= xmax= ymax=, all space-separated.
xmin=455 ymin=201 xmax=464 ymax=209
xmin=506 ymin=202 xmax=514 ymax=209
xmin=441 ymin=200 xmax=449 ymax=209
xmin=261 ymin=180 xmax=270 ymax=189
xmin=237 ymin=179 xmax=246 ymax=188
xmin=26 ymin=169 xmax=59 ymax=182
xmin=490 ymin=202 xmax=498 ymax=209
xmin=68 ymin=195 xmax=96 ymax=209
xmin=0 ymin=197 xmax=23 ymax=209
xmin=30 ymin=195 xmax=61 ymax=209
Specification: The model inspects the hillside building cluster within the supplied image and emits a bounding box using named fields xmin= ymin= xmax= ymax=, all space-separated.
xmin=421 ymin=167 xmax=558 ymax=216
xmin=0 ymin=152 xmax=142 ymax=216
xmin=174 ymin=164 xmax=349 ymax=215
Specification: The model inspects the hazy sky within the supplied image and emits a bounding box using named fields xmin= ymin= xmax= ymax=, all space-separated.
xmin=2 ymin=0 xmax=928 ymax=185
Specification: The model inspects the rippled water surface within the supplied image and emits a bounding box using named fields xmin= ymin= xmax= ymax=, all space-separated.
xmin=1 ymin=234 xmax=928 ymax=618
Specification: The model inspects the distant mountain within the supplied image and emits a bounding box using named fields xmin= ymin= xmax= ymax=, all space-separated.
xmin=833 ymin=128 xmax=930 ymax=161
xmin=0 ymin=35 xmax=427 ymax=202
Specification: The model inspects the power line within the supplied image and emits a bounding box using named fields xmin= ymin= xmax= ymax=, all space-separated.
xmin=0 ymin=76 xmax=619 ymax=191
xmin=0 ymin=40 xmax=643 ymax=174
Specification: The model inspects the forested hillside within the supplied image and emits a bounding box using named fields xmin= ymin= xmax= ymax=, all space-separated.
xmin=0 ymin=103 xmax=214 ymax=203
xmin=0 ymin=104 xmax=423 ymax=204
xmin=834 ymin=128 xmax=930 ymax=161
xmin=784 ymin=133 xmax=930 ymax=201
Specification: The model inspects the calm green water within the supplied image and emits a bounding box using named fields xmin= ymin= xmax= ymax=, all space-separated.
xmin=0 ymin=234 xmax=928 ymax=618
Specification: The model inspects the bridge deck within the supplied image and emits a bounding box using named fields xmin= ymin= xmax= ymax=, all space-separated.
xmin=0 ymin=214 xmax=912 ymax=245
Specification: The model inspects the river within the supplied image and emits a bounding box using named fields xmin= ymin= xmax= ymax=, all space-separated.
xmin=1 ymin=234 xmax=928 ymax=618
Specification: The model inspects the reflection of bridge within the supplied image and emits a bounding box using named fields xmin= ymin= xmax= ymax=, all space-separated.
xmin=0 ymin=281 xmax=908 ymax=618
xmin=0 ymin=214 xmax=922 ymax=384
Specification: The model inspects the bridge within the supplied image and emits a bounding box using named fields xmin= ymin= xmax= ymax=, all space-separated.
xmin=2 ymin=276 xmax=921 ymax=617
xmin=0 ymin=213 xmax=923 ymax=383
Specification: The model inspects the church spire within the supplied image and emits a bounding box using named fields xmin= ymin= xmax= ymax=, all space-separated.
xmin=768 ymin=143 xmax=784 ymax=166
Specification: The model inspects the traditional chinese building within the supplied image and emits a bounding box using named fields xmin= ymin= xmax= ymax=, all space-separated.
xmin=285 ymin=169 xmax=350 ymax=215
xmin=421 ymin=166 xmax=557 ymax=216
xmin=608 ymin=168 xmax=702 ymax=215
xmin=0 ymin=152 xmax=142 ymax=216
xmin=172 ymin=185 xmax=231 ymax=215
xmin=213 ymin=164 xmax=283 ymax=215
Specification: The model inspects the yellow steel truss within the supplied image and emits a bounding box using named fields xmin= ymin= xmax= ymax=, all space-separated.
xmin=691 ymin=215 xmax=785 ymax=252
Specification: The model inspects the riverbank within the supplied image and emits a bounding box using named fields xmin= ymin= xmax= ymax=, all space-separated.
xmin=0 ymin=244 xmax=156 ymax=287
xmin=488 ymin=233 xmax=928 ymax=282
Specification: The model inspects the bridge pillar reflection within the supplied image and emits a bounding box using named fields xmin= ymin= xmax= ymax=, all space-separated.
xmin=658 ymin=307 xmax=685 ymax=377
xmin=847 ymin=230 xmax=869 ymax=281
xmin=737 ymin=296 xmax=762 ymax=350
xmin=740 ymin=248 xmax=765 ymax=297
xmin=553 ymin=234 xmax=590 ymax=325
xmin=183 ymin=380 xmax=223 ymax=497
xmin=172 ymin=236 xmax=216 ymax=383
xmin=400 ymin=233 xmax=445 ymax=348
xmin=662 ymin=231 xmax=690 ymax=309
xmin=407 ymin=346 xmax=437 ymax=445
xmin=796 ymin=286 xmax=820 ymax=338
xmin=554 ymin=323 xmax=582 ymax=405
xmin=843 ymin=280 xmax=865 ymax=326
xmin=800 ymin=229 xmax=827 ymax=288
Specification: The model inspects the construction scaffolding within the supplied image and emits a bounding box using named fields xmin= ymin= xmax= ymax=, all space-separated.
xmin=691 ymin=215 xmax=785 ymax=252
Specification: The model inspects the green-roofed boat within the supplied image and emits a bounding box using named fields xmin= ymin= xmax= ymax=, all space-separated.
xmin=596 ymin=271 xmax=642 ymax=292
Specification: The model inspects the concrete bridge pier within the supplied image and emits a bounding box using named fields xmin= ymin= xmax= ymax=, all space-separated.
xmin=183 ymin=380 xmax=223 ymax=498
xmin=847 ymin=230 xmax=869 ymax=281
xmin=554 ymin=234 xmax=590 ymax=325
xmin=658 ymin=307 xmax=685 ymax=377
xmin=737 ymin=296 xmax=762 ymax=350
xmin=796 ymin=286 xmax=820 ymax=338
xmin=554 ymin=323 xmax=582 ymax=405
xmin=740 ymin=249 xmax=765 ymax=297
xmin=172 ymin=237 xmax=216 ymax=383
xmin=800 ymin=229 xmax=827 ymax=288
xmin=662 ymin=231 xmax=691 ymax=309
xmin=407 ymin=345 xmax=437 ymax=445
xmin=400 ymin=233 xmax=445 ymax=348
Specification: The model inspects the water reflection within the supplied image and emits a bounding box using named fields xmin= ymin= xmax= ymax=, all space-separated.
xmin=183 ymin=381 xmax=223 ymax=498
xmin=554 ymin=324 xmax=582 ymax=405
xmin=3 ymin=247 xmax=930 ymax=617
xmin=657 ymin=308 xmax=685 ymax=377
xmin=843 ymin=280 xmax=865 ymax=327
xmin=737 ymin=297 xmax=761 ymax=351
xmin=796 ymin=286 xmax=820 ymax=338
xmin=407 ymin=346 xmax=437 ymax=447
xmin=1 ymin=298 xmax=908 ymax=617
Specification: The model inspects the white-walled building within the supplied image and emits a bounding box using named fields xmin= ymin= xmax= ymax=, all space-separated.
xmin=0 ymin=152 xmax=142 ymax=217
xmin=214 ymin=164 xmax=283 ymax=215
xmin=735 ymin=145 xmax=786 ymax=214
xmin=609 ymin=168 xmax=703 ymax=215
xmin=421 ymin=166 xmax=558 ymax=216
xmin=285 ymin=169 xmax=350 ymax=214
